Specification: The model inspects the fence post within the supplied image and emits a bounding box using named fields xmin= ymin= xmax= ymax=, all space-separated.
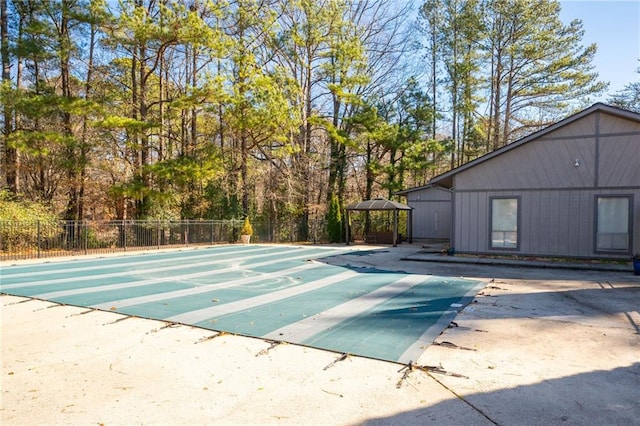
xmin=37 ymin=220 xmax=41 ymax=259
xmin=157 ymin=220 xmax=161 ymax=250
xmin=185 ymin=219 xmax=189 ymax=247
xmin=84 ymin=220 xmax=88 ymax=255
xmin=123 ymin=220 xmax=127 ymax=252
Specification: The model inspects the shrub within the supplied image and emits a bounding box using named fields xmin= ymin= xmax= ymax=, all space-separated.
xmin=0 ymin=191 xmax=60 ymax=252
xmin=241 ymin=216 xmax=253 ymax=236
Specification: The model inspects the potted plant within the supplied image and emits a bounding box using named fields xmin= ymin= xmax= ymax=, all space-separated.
xmin=632 ymin=253 xmax=640 ymax=276
xmin=240 ymin=216 xmax=253 ymax=244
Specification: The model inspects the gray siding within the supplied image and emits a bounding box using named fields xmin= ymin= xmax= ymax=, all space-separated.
xmin=404 ymin=187 xmax=452 ymax=239
xmin=453 ymin=188 xmax=640 ymax=259
xmin=450 ymin=110 xmax=640 ymax=259
xmin=599 ymin=133 xmax=640 ymax=187
xmin=453 ymin=191 xmax=487 ymax=252
xmin=455 ymin=112 xmax=640 ymax=192
xmin=455 ymin=134 xmax=597 ymax=190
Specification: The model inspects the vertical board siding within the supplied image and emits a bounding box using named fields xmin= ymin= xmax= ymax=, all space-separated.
xmin=441 ymin=108 xmax=639 ymax=259
xmin=569 ymin=192 xmax=583 ymax=256
xmin=477 ymin=195 xmax=488 ymax=252
xmin=453 ymin=192 xmax=461 ymax=249
xmin=458 ymin=192 xmax=470 ymax=251
xmin=405 ymin=187 xmax=452 ymax=239
xmin=454 ymin=188 xmax=639 ymax=258
xmin=454 ymin=192 xmax=465 ymax=251
xmin=409 ymin=201 xmax=452 ymax=239
xmin=579 ymin=191 xmax=594 ymax=254
xmin=526 ymin=192 xmax=540 ymax=254
xmin=455 ymin=192 xmax=487 ymax=253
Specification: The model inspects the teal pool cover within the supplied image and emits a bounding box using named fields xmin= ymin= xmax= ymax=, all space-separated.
xmin=0 ymin=245 xmax=482 ymax=364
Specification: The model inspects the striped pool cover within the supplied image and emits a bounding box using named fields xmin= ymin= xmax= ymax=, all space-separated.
xmin=0 ymin=245 xmax=482 ymax=364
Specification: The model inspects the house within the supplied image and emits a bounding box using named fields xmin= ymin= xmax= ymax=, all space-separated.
xmin=405 ymin=103 xmax=640 ymax=259
xmin=394 ymin=185 xmax=452 ymax=241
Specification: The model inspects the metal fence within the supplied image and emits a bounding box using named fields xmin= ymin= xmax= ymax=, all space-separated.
xmin=0 ymin=219 xmax=331 ymax=261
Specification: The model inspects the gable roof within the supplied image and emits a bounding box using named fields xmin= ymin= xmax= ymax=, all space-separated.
xmin=394 ymin=184 xmax=453 ymax=196
xmin=430 ymin=103 xmax=640 ymax=188
xmin=346 ymin=197 xmax=412 ymax=211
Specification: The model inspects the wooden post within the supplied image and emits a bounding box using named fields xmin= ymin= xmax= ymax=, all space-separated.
xmin=408 ymin=209 xmax=413 ymax=243
xmin=393 ymin=210 xmax=398 ymax=247
xmin=345 ymin=209 xmax=350 ymax=246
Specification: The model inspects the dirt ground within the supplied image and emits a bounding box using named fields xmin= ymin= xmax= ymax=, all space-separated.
xmin=2 ymin=245 xmax=639 ymax=425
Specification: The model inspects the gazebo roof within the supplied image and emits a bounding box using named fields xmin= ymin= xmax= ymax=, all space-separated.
xmin=346 ymin=197 xmax=412 ymax=211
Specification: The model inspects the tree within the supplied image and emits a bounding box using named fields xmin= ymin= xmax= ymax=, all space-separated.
xmin=609 ymin=68 xmax=640 ymax=113
xmin=323 ymin=0 xmax=369 ymax=204
xmin=103 ymin=0 xmax=225 ymax=219
xmin=483 ymin=0 xmax=606 ymax=148
xmin=0 ymin=0 xmax=610 ymax=232
xmin=1 ymin=0 xmax=17 ymax=193
xmin=439 ymin=0 xmax=482 ymax=166
xmin=223 ymin=0 xmax=299 ymax=220
xmin=326 ymin=192 xmax=342 ymax=243
xmin=270 ymin=0 xmax=340 ymax=239
xmin=418 ymin=0 xmax=606 ymax=155
xmin=418 ymin=0 xmax=444 ymax=140
xmin=5 ymin=0 xmax=71 ymax=204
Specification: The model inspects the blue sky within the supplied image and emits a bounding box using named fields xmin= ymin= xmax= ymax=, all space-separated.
xmin=559 ymin=0 xmax=640 ymax=100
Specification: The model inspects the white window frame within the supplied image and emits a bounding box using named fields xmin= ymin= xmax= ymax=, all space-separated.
xmin=490 ymin=197 xmax=520 ymax=250
xmin=595 ymin=195 xmax=632 ymax=254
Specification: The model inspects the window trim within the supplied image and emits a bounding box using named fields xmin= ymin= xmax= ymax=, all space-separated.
xmin=594 ymin=194 xmax=633 ymax=255
xmin=489 ymin=196 xmax=520 ymax=251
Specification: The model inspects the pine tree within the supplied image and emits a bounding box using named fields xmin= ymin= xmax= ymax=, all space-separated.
xmin=483 ymin=0 xmax=606 ymax=147
xmin=609 ymin=69 xmax=640 ymax=113
xmin=326 ymin=192 xmax=343 ymax=243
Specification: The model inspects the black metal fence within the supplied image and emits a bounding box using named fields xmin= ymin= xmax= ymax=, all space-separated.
xmin=0 ymin=219 xmax=331 ymax=261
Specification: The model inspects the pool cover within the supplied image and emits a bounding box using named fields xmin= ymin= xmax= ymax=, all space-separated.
xmin=0 ymin=245 xmax=482 ymax=364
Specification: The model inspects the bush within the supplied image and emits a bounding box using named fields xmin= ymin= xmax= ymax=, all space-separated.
xmin=241 ymin=216 xmax=253 ymax=235
xmin=0 ymin=191 xmax=60 ymax=252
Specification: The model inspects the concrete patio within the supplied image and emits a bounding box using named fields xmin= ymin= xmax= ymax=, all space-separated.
xmin=2 ymin=244 xmax=639 ymax=425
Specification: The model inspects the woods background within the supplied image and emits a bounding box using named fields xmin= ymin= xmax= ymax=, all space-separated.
xmin=1 ymin=0 xmax=636 ymax=240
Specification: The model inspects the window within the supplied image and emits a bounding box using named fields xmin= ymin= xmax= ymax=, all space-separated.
xmin=491 ymin=197 xmax=519 ymax=249
xmin=596 ymin=196 xmax=631 ymax=252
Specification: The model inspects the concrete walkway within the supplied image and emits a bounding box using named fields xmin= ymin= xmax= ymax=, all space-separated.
xmin=2 ymin=244 xmax=639 ymax=425
xmin=405 ymin=249 xmax=633 ymax=273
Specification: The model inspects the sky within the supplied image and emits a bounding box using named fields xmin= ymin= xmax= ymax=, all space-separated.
xmin=559 ymin=0 xmax=640 ymax=101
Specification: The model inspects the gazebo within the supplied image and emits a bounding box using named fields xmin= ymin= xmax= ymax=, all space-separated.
xmin=345 ymin=197 xmax=413 ymax=247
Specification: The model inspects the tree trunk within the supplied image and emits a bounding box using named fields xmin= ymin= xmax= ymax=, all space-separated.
xmin=61 ymin=0 xmax=81 ymax=222
xmin=2 ymin=0 xmax=17 ymax=193
xmin=431 ymin=28 xmax=437 ymax=140
xmin=502 ymin=56 xmax=515 ymax=147
xmin=136 ymin=38 xmax=151 ymax=219
xmin=491 ymin=51 xmax=502 ymax=151
xmin=78 ymin=6 xmax=98 ymax=220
